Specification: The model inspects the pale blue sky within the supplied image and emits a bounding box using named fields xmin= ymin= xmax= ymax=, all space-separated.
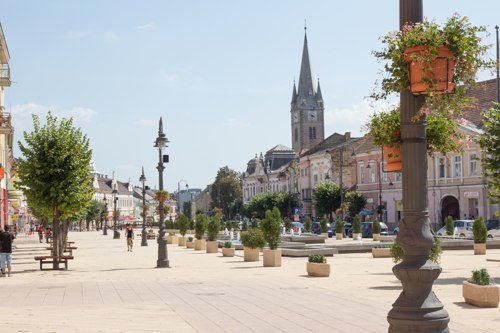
xmin=1 ymin=1 xmax=498 ymax=193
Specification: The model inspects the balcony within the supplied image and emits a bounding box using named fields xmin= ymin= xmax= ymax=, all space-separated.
xmin=0 ymin=64 xmax=10 ymax=86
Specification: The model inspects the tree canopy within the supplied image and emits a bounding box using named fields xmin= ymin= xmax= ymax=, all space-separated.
xmin=312 ymin=181 xmax=341 ymax=219
xmin=245 ymin=192 xmax=300 ymax=219
xmin=478 ymin=104 xmax=500 ymax=212
xmin=210 ymin=166 xmax=242 ymax=218
xmin=344 ymin=191 xmax=367 ymax=219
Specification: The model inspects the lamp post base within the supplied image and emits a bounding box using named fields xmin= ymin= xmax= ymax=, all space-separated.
xmin=156 ymin=236 xmax=169 ymax=268
xmin=103 ymin=226 xmax=108 ymax=236
xmin=141 ymin=228 xmax=148 ymax=246
xmin=113 ymin=230 xmax=120 ymax=239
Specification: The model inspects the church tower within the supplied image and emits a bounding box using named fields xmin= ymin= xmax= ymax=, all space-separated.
xmin=290 ymin=27 xmax=324 ymax=154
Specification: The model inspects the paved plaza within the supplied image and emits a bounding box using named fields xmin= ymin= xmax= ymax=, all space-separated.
xmin=1 ymin=231 xmax=499 ymax=332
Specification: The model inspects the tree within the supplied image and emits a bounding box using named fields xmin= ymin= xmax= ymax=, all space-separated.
xmin=312 ymin=181 xmax=341 ymax=220
xmin=344 ymin=191 xmax=367 ymax=219
xmin=16 ymin=112 xmax=94 ymax=269
xmin=210 ymin=166 xmax=242 ymax=218
xmin=260 ymin=207 xmax=281 ymax=250
xmin=85 ymin=200 xmax=103 ymax=231
xmin=245 ymin=192 xmax=300 ymax=219
xmin=478 ymin=104 xmax=500 ymax=212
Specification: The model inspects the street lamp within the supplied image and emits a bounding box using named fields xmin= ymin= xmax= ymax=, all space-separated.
xmin=326 ymin=147 xmax=356 ymax=219
xmin=112 ymin=185 xmax=120 ymax=239
xmin=102 ymin=194 xmax=108 ymax=236
xmin=265 ymin=160 xmax=271 ymax=192
xmin=177 ymin=179 xmax=188 ymax=217
xmin=154 ymin=117 xmax=169 ymax=268
xmin=139 ymin=167 xmax=148 ymax=246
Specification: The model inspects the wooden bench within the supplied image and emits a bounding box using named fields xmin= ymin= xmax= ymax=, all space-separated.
xmin=45 ymin=246 xmax=78 ymax=256
xmin=34 ymin=255 xmax=74 ymax=270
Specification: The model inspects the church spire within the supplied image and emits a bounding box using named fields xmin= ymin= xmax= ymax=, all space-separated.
xmin=297 ymin=28 xmax=315 ymax=100
xmin=291 ymin=80 xmax=297 ymax=104
xmin=316 ymin=78 xmax=323 ymax=101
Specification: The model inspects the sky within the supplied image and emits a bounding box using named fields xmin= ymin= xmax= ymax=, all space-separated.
xmin=1 ymin=1 xmax=499 ymax=193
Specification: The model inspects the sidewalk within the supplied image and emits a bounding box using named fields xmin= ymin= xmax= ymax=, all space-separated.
xmin=2 ymin=231 xmax=499 ymax=332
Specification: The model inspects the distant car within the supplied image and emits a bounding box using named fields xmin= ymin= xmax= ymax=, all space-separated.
xmin=486 ymin=219 xmax=500 ymax=231
xmin=487 ymin=226 xmax=500 ymax=239
xmin=436 ymin=220 xmax=474 ymax=238
xmin=328 ymin=221 xmax=351 ymax=237
xmin=361 ymin=221 xmax=388 ymax=238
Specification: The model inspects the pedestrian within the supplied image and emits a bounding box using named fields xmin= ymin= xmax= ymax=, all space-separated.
xmin=125 ymin=224 xmax=134 ymax=252
xmin=0 ymin=224 xmax=15 ymax=277
xmin=37 ymin=225 xmax=44 ymax=243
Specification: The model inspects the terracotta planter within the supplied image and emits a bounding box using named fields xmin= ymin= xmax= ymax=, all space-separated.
xmin=178 ymin=236 xmax=186 ymax=246
xmin=222 ymin=248 xmax=235 ymax=257
xmin=352 ymin=233 xmax=361 ymax=241
xmin=383 ymin=146 xmax=402 ymax=172
xmin=404 ymin=45 xmax=456 ymax=95
xmin=307 ymin=262 xmax=330 ymax=277
xmin=167 ymin=235 xmax=178 ymax=244
xmin=372 ymin=247 xmax=392 ymax=258
xmin=194 ymin=239 xmax=206 ymax=251
xmin=206 ymin=241 xmax=219 ymax=253
xmin=263 ymin=249 xmax=282 ymax=267
xmin=336 ymin=234 xmax=343 ymax=240
xmin=462 ymin=281 xmax=499 ymax=308
xmin=373 ymin=233 xmax=380 ymax=241
xmin=243 ymin=247 xmax=260 ymax=262
xmin=186 ymin=241 xmax=195 ymax=249
xmin=474 ymin=243 xmax=486 ymax=255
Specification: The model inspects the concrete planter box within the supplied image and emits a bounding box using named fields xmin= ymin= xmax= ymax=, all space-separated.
xmin=222 ymin=248 xmax=235 ymax=257
xmin=336 ymin=234 xmax=343 ymax=240
xmin=263 ymin=249 xmax=282 ymax=267
xmin=372 ymin=247 xmax=392 ymax=258
xmin=462 ymin=281 xmax=499 ymax=308
xmin=474 ymin=243 xmax=486 ymax=255
xmin=352 ymin=233 xmax=360 ymax=241
xmin=306 ymin=262 xmax=330 ymax=277
xmin=186 ymin=241 xmax=195 ymax=249
xmin=167 ymin=235 xmax=178 ymax=244
xmin=243 ymin=247 xmax=260 ymax=262
xmin=194 ymin=239 xmax=206 ymax=251
xmin=373 ymin=233 xmax=380 ymax=241
xmin=178 ymin=236 xmax=186 ymax=246
xmin=206 ymin=241 xmax=219 ymax=253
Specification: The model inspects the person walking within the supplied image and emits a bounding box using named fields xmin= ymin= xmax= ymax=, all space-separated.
xmin=37 ymin=225 xmax=44 ymax=243
xmin=0 ymin=224 xmax=15 ymax=277
xmin=125 ymin=224 xmax=134 ymax=252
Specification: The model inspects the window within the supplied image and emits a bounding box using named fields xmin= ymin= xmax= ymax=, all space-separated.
xmin=360 ymin=165 xmax=365 ymax=184
xmin=369 ymin=162 xmax=375 ymax=183
xmin=309 ymin=127 xmax=316 ymax=139
xmin=453 ymin=155 xmax=462 ymax=177
xmin=438 ymin=157 xmax=445 ymax=178
xmin=469 ymin=153 xmax=477 ymax=176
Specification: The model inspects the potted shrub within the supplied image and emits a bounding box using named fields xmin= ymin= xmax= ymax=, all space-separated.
xmin=372 ymin=244 xmax=392 ymax=258
xmin=335 ymin=220 xmax=344 ymax=240
xmin=306 ymin=254 xmax=330 ymax=277
xmin=167 ymin=232 xmax=178 ymax=245
xmin=462 ymin=268 xmax=499 ymax=308
xmin=177 ymin=214 xmax=190 ymax=246
xmin=372 ymin=220 xmax=381 ymax=241
xmin=222 ymin=241 xmax=235 ymax=257
xmin=320 ymin=217 xmax=328 ymax=234
xmin=304 ymin=216 xmax=312 ymax=233
xmin=194 ymin=212 xmax=207 ymax=251
xmin=444 ymin=215 xmax=454 ymax=236
xmin=352 ymin=214 xmax=361 ymax=240
xmin=206 ymin=213 xmax=222 ymax=253
xmin=186 ymin=236 xmax=195 ymax=249
xmin=240 ymin=228 xmax=265 ymax=262
xmin=260 ymin=207 xmax=282 ymax=267
xmin=472 ymin=216 xmax=487 ymax=255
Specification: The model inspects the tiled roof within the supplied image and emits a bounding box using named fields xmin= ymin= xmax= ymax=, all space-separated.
xmin=463 ymin=78 xmax=498 ymax=127
xmin=97 ymin=178 xmax=131 ymax=195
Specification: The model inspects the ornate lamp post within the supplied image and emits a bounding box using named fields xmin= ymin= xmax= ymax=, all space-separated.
xmin=387 ymin=1 xmax=449 ymax=331
xmin=112 ymin=186 xmax=120 ymax=239
xmin=155 ymin=117 xmax=169 ymax=268
xmin=102 ymin=194 xmax=108 ymax=235
xmin=139 ymin=167 xmax=148 ymax=246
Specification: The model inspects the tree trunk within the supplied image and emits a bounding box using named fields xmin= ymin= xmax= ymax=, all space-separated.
xmin=52 ymin=214 xmax=61 ymax=270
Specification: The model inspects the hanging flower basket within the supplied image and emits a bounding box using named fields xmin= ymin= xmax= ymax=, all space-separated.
xmin=383 ymin=145 xmax=402 ymax=172
xmin=404 ymin=45 xmax=455 ymax=95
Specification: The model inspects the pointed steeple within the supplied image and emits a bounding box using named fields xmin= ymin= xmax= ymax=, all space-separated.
xmin=297 ymin=28 xmax=315 ymax=100
xmin=291 ymin=80 xmax=297 ymax=104
xmin=316 ymin=78 xmax=323 ymax=101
